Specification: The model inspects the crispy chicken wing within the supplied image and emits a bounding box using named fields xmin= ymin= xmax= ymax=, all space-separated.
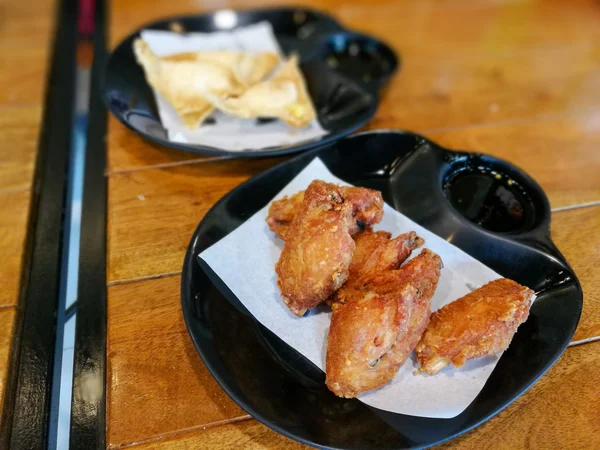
xmin=416 ymin=278 xmax=534 ymax=375
xmin=330 ymin=231 xmax=424 ymax=307
xmin=266 ymin=191 xmax=304 ymax=239
xmin=348 ymin=230 xmax=392 ymax=278
xmin=275 ymin=181 xmax=357 ymax=316
xmin=326 ymin=249 xmax=443 ymax=398
xmin=266 ymin=187 xmax=383 ymax=240
xmin=341 ymin=187 xmax=385 ymax=234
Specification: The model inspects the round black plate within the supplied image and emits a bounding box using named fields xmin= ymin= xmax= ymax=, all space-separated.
xmin=181 ymin=130 xmax=582 ymax=449
xmin=104 ymin=7 xmax=398 ymax=157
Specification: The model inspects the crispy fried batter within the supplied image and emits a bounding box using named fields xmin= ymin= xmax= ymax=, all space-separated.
xmin=266 ymin=191 xmax=305 ymax=240
xmin=266 ymin=187 xmax=383 ymax=240
xmin=341 ymin=187 xmax=385 ymax=234
xmin=326 ymin=249 xmax=443 ymax=398
xmin=133 ymin=39 xmax=280 ymax=129
xmin=275 ymin=181 xmax=356 ymax=316
xmin=331 ymin=231 xmax=424 ymax=307
xmin=323 ymin=229 xmax=392 ymax=308
xmin=204 ymin=55 xmax=316 ymax=128
xmin=348 ymin=230 xmax=392 ymax=278
xmin=416 ymin=278 xmax=534 ymax=375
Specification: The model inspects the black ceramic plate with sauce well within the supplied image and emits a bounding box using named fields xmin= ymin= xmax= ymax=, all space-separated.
xmin=104 ymin=7 xmax=398 ymax=157
xmin=180 ymin=130 xmax=582 ymax=449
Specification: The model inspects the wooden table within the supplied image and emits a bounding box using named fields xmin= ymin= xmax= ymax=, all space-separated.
xmin=2 ymin=0 xmax=600 ymax=448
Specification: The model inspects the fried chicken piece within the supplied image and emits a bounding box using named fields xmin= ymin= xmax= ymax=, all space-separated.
xmin=266 ymin=191 xmax=304 ymax=239
xmin=348 ymin=230 xmax=392 ymax=279
xmin=330 ymin=231 xmax=424 ymax=307
xmin=326 ymin=250 xmax=443 ymax=398
xmin=266 ymin=186 xmax=383 ymax=240
xmin=416 ymin=278 xmax=534 ymax=375
xmin=275 ymin=181 xmax=356 ymax=316
xmin=341 ymin=187 xmax=385 ymax=234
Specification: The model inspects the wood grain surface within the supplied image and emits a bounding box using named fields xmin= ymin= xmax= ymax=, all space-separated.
xmin=367 ymin=43 xmax=600 ymax=133
xmin=106 ymin=275 xmax=246 ymax=447
xmin=114 ymin=341 xmax=600 ymax=450
xmin=133 ymin=419 xmax=306 ymax=449
xmin=107 ymin=157 xmax=282 ymax=283
xmin=5 ymin=0 xmax=578 ymax=448
xmin=104 ymin=1 xmax=600 ymax=446
xmin=0 ymin=47 xmax=49 ymax=107
xmin=437 ymin=341 xmax=600 ymax=450
xmin=0 ymin=107 xmax=42 ymax=192
xmin=0 ymin=308 xmax=17 ymax=419
xmin=0 ymin=191 xmax=31 ymax=308
xmin=109 ymin=0 xmax=600 ymax=54
xmin=107 ymin=117 xmax=224 ymax=173
xmin=0 ymin=0 xmax=54 ymax=49
xmin=552 ymin=206 xmax=600 ymax=341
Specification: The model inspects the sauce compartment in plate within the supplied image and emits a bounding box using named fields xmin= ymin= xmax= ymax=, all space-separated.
xmin=442 ymin=154 xmax=547 ymax=234
xmin=318 ymin=32 xmax=398 ymax=91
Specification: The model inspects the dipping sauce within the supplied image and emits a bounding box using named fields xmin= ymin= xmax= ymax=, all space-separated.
xmin=443 ymin=165 xmax=536 ymax=233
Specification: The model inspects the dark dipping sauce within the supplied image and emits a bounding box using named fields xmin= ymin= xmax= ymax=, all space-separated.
xmin=444 ymin=165 xmax=536 ymax=233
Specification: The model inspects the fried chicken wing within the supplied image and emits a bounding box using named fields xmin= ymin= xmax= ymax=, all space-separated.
xmin=275 ymin=181 xmax=356 ymax=316
xmin=416 ymin=278 xmax=534 ymax=375
xmin=326 ymin=249 xmax=443 ymax=398
xmin=341 ymin=187 xmax=385 ymax=234
xmin=266 ymin=186 xmax=383 ymax=240
xmin=348 ymin=230 xmax=392 ymax=278
xmin=331 ymin=231 xmax=424 ymax=307
xmin=266 ymin=191 xmax=304 ymax=240
xmin=323 ymin=229 xmax=391 ymax=308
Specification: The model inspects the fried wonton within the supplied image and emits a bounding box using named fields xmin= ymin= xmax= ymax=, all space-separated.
xmin=133 ymin=39 xmax=279 ymax=129
xmin=162 ymin=50 xmax=280 ymax=86
xmin=204 ymin=55 xmax=317 ymax=128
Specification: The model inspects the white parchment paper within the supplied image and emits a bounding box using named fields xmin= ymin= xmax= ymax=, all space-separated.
xmin=140 ymin=23 xmax=328 ymax=151
xmin=199 ymin=157 xmax=504 ymax=418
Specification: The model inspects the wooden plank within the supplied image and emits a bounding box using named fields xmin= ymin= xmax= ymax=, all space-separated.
xmin=107 ymin=117 xmax=220 ymax=174
xmin=107 ymin=157 xmax=281 ymax=283
xmin=438 ymin=342 xmax=600 ymax=450
xmin=106 ymin=275 xmax=246 ymax=447
xmin=0 ymin=0 xmax=54 ymax=49
xmin=0 ymin=0 xmax=52 ymax=109
xmin=130 ymin=343 xmax=600 ymax=449
xmin=0 ymin=47 xmax=48 ymax=107
xmin=368 ymin=44 xmax=600 ymax=133
xmin=0 ymin=191 xmax=31 ymax=308
xmin=0 ymin=308 xmax=17 ymax=418
xmin=110 ymin=0 xmax=600 ymax=54
xmin=552 ymin=206 xmax=600 ymax=341
xmin=426 ymin=114 xmax=600 ymax=209
xmin=336 ymin=1 xmax=600 ymax=62
xmin=133 ymin=419 xmax=306 ymax=449
xmin=0 ymin=106 xmax=42 ymax=192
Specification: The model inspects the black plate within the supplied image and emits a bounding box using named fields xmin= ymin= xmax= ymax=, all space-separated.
xmin=104 ymin=7 xmax=398 ymax=157
xmin=181 ymin=131 xmax=582 ymax=449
